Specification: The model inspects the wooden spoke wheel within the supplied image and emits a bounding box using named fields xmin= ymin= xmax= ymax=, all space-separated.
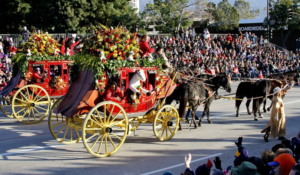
xmin=12 ymin=85 xmax=50 ymax=124
xmin=0 ymin=96 xmax=14 ymax=118
xmin=82 ymin=101 xmax=128 ymax=158
xmin=153 ymin=105 xmax=179 ymax=141
xmin=48 ymin=96 xmax=82 ymax=144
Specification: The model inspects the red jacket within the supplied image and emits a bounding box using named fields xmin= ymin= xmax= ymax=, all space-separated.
xmin=33 ymin=72 xmax=42 ymax=83
xmin=105 ymin=87 xmax=124 ymax=102
xmin=139 ymin=41 xmax=154 ymax=57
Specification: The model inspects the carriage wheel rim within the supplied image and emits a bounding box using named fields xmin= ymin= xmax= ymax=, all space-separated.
xmin=0 ymin=102 xmax=14 ymax=118
xmin=82 ymin=101 xmax=128 ymax=158
xmin=153 ymin=105 xmax=179 ymax=141
xmin=12 ymin=85 xmax=50 ymax=124
xmin=48 ymin=96 xmax=82 ymax=144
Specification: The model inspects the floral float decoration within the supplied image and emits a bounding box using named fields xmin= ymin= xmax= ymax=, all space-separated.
xmin=12 ymin=32 xmax=73 ymax=78
xmin=71 ymin=25 xmax=164 ymax=89
xmin=55 ymin=76 xmax=67 ymax=92
xmin=84 ymin=25 xmax=141 ymax=61
xmin=21 ymin=33 xmax=60 ymax=57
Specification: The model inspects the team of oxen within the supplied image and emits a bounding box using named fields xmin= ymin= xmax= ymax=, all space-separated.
xmin=167 ymin=69 xmax=300 ymax=130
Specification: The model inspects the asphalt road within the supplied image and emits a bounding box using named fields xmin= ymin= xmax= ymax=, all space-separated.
xmin=0 ymin=81 xmax=299 ymax=175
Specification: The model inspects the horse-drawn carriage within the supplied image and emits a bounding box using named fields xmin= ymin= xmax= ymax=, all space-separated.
xmin=0 ymin=59 xmax=73 ymax=123
xmin=48 ymin=66 xmax=179 ymax=157
xmin=0 ymin=32 xmax=74 ymax=124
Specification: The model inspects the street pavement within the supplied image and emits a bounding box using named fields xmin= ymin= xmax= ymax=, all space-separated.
xmin=0 ymin=81 xmax=299 ymax=175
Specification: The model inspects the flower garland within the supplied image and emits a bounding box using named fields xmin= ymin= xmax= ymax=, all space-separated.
xmin=70 ymin=54 xmax=164 ymax=88
xmin=12 ymin=32 xmax=74 ymax=78
xmin=21 ymin=33 xmax=60 ymax=57
xmin=83 ymin=25 xmax=140 ymax=60
xmin=55 ymin=76 xmax=67 ymax=92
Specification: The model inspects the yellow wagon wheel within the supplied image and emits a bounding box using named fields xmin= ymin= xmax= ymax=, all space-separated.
xmin=0 ymin=96 xmax=15 ymax=118
xmin=153 ymin=105 xmax=179 ymax=141
xmin=82 ymin=101 xmax=128 ymax=158
xmin=12 ymin=85 xmax=50 ymax=124
xmin=48 ymin=96 xmax=82 ymax=144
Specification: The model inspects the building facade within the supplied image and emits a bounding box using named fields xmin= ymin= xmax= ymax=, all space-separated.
xmin=128 ymin=0 xmax=140 ymax=12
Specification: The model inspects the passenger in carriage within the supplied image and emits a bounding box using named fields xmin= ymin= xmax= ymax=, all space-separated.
xmin=32 ymin=67 xmax=43 ymax=83
xmin=105 ymin=82 xmax=124 ymax=102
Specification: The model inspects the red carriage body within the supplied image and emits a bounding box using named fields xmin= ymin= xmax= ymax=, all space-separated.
xmin=107 ymin=67 xmax=176 ymax=114
xmin=75 ymin=67 xmax=176 ymax=115
xmin=25 ymin=60 xmax=73 ymax=97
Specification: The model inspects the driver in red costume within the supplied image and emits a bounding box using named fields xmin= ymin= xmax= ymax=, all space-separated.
xmin=105 ymin=82 xmax=124 ymax=102
xmin=139 ymin=34 xmax=154 ymax=58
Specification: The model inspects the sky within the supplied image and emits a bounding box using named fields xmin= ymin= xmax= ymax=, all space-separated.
xmin=139 ymin=0 xmax=267 ymax=20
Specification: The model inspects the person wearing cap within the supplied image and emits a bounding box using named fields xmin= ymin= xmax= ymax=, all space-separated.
xmin=268 ymin=153 xmax=296 ymax=175
xmin=261 ymin=81 xmax=295 ymax=142
xmin=230 ymin=161 xmax=260 ymax=175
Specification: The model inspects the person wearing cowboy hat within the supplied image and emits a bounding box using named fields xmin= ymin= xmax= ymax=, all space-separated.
xmin=261 ymin=81 xmax=295 ymax=142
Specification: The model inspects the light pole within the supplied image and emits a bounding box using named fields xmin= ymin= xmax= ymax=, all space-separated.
xmin=267 ymin=0 xmax=270 ymax=41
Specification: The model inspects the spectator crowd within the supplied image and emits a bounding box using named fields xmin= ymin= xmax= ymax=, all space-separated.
xmin=147 ymin=29 xmax=300 ymax=81
xmin=173 ymin=134 xmax=300 ymax=175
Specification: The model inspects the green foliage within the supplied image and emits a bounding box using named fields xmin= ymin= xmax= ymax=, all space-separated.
xmin=12 ymin=53 xmax=28 ymax=77
xmin=54 ymin=0 xmax=141 ymax=33
xmin=0 ymin=0 xmax=141 ymax=33
xmin=234 ymin=0 xmax=260 ymax=19
xmin=268 ymin=0 xmax=300 ymax=30
xmin=212 ymin=0 xmax=240 ymax=31
xmin=0 ymin=0 xmax=31 ymax=33
xmin=142 ymin=0 xmax=193 ymax=33
xmin=12 ymin=53 xmax=73 ymax=77
xmin=70 ymin=54 xmax=164 ymax=83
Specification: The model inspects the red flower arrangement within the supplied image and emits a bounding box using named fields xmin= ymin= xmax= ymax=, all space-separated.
xmin=84 ymin=25 xmax=141 ymax=60
xmin=21 ymin=33 xmax=60 ymax=57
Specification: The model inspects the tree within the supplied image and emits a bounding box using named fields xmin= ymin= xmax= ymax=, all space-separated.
xmin=142 ymin=0 xmax=195 ymax=33
xmin=268 ymin=0 xmax=300 ymax=47
xmin=234 ymin=0 xmax=260 ymax=19
xmin=0 ymin=0 xmax=31 ymax=33
xmin=211 ymin=0 xmax=239 ymax=31
xmin=54 ymin=0 xmax=140 ymax=33
xmin=26 ymin=0 xmax=57 ymax=32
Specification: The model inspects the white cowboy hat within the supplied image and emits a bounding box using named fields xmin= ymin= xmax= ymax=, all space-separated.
xmin=273 ymin=87 xmax=281 ymax=94
xmin=72 ymin=34 xmax=76 ymax=38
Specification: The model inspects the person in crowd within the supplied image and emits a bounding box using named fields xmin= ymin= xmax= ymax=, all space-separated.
xmin=261 ymin=81 xmax=295 ymax=142
xmin=21 ymin=26 xmax=30 ymax=43
xmin=289 ymin=164 xmax=300 ymax=175
xmin=230 ymin=161 xmax=260 ymax=175
xmin=181 ymin=153 xmax=213 ymax=175
xmin=268 ymin=153 xmax=296 ymax=175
